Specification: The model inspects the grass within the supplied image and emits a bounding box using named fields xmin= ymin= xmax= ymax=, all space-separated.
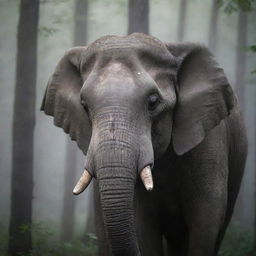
xmin=0 ymin=222 xmax=98 ymax=256
xmin=0 ymin=222 xmax=254 ymax=255
xmin=219 ymin=223 xmax=254 ymax=256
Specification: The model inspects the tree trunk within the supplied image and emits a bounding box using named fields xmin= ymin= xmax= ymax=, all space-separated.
xmin=60 ymin=141 xmax=78 ymax=242
xmin=254 ymin=109 xmax=256 ymax=252
xmin=247 ymin=107 xmax=256 ymax=254
xmin=128 ymin=0 xmax=149 ymax=34
xmin=235 ymin=10 xmax=247 ymax=112
xmin=85 ymin=184 xmax=95 ymax=234
xmin=60 ymin=0 xmax=88 ymax=242
xmin=73 ymin=0 xmax=88 ymax=46
xmin=177 ymin=0 xmax=188 ymax=41
xmin=252 ymin=108 xmax=256 ymax=254
xmin=233 ymin=10 xmax=248 ymax=225
xmin=208 ymin=0 xmax=219 ymax=53
xmin=8 ymin=0 xmax=39 ymax=255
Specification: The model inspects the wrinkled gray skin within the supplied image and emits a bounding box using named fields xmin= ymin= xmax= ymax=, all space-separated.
xmin=41 ymin=33 xmax=247 ymax=256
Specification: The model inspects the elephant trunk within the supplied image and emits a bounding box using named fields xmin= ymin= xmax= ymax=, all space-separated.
xmin=91 ymin=108 xmax=143 ymax=255
xmin=95 ymin=140 xmax=140 ymax=256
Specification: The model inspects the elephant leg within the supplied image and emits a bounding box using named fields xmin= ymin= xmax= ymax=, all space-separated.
xmin=163 ymin=219 xmax=188 ymax=256
xmin=135 ymin=187 xmax=164 ymax=256
xmin=178 ymin=124 xmax=231 ymax=256
xmin=188 ymin=223 xmax=219 ymax=256
xmin=137 ymin=215 xmax=164 ymax=256
xmin=165 ymin=239 xmax=187 ymax=256
xmin=181 ymin=169 xmax=228 ymax=255
xmin=185 ymin=198 xmax=227 ymax=256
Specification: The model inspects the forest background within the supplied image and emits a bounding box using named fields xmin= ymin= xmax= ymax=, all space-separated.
xmin=0 ymin=0 xmax=256 ymax=255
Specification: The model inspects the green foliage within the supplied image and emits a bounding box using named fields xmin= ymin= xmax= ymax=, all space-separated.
xmin=32 ymin=223 xmax=54 ymax=255
xmin=39 ymin=26 xmax=59 ymax=38
xmin=0 ymin=224 xmax=8 ymax=256
xmin=0 ymin=222 xmax=98 ymax=256
xmin=40 ymin=0 xmax=71 ymax=4
xmin=1 ymin=222 xmax=254 ymax=256
xmin=248 ymin=45 xmax=256 ymax=52
xmin=217 ymin=0 xmax=256 ymax=75
xmin=217 ymin=0 xmax=256 ymax=14
xmin=19 ymin=223 xmax=30 ymax=234
xmin=247 ymin=45 xmax=256 ymax=73
xmin=39 ymin=0 xmax=73 ymax=38
xmin=219 ymin=224 xmax=254 ymax=256
xmin=49 ymin=238 xmax=97 ymax=256
xmin=30 ymin=223 xmax=98 ymax=256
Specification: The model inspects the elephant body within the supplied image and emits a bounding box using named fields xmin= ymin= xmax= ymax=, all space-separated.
xmin=41 ymin=33 xmax=247 ymax=256
xmin=94 ymin=106 xmax=247 ymax=256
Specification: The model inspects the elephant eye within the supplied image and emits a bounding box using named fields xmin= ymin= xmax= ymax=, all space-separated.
xmin=81 ymin=99 xmax=89 ymax=114
xmin=148 ymin=94 xmax=160 ymax=111
xmin=81 ymin=99 xmax=86 ymax=106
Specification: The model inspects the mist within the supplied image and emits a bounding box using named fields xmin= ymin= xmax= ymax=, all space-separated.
xmin=0 ymin=0 xmax=255 ymax=255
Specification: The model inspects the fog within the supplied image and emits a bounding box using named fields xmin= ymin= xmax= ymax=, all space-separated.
xmin=0 ymin=0 xmax=255 ymax=254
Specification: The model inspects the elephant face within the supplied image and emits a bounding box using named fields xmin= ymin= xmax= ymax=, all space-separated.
xmin=41 ymin=33 xmax=235 ymax=255
xmin=80 ymin=35 xmax=177 ymax=164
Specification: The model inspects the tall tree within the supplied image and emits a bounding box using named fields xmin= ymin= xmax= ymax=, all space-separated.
xmin=60 ymin=0 xmax=88 ymax=242
xmin=128 ymin=0 xmax=149 ymax=34
xmin=208 ymin=0 xmax=219 ymax=53
xmin=177 ymin=0 xmax=188 ymax=41
xmin=73 ymin=0 xmax=88 ymax=46
xmin=249 ymin=108 xmax=256 ymax=255
xmin=254 ymin=108 xmax=256 ymax=254
xmin=232 ymin=9 xmax=248 ymax=226
xmin=235 ymin=10 xmax=247 ymax=112
xmin=8 ymin=0 xmax=39 ymax=255
xmin=60 ymin=141 xmax=79 ymax=242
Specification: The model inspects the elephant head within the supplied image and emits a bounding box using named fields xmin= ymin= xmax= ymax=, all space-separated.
xmin=41 ymin=33 xmax=235 ymax=255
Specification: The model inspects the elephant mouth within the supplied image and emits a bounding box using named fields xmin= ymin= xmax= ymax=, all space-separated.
xmin=72 ymin=164 xmax=153 ymax=195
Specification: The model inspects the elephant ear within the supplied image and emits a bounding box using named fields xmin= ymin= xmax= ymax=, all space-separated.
xmin=166 ymin=43 xmax=236 ymax=155
xmin=41 ymin=47 xmax=91 ymax=155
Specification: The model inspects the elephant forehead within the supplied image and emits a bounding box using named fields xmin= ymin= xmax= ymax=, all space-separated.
xmin=88 ymin=33 xmax=167 ymax=52
xmin=98 ymin=63 xmax=132 ymax=82
xmin=83 ymin=34 xmax=174 ymax=67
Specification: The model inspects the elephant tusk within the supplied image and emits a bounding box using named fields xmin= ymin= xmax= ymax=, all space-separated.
xmin=73 ymin=169 xmax=92 ymax=195
xmin=140 ymin=166 xmax=153 ymax=191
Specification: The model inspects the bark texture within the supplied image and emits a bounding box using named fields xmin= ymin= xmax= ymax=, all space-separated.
xmin=60 ymin=141 xmax=78 ymax=242
xmin=9 ymin=0 xmax=39 ymax=255
xmin=128 ymin=0 xmax=149 ymax=34
xmin=177 ymin=0 xmax=188 ymax=41
xmin=208 ymin=0 xmax=219 ymax=53
xmin=60 ymin=0 xmax=88 ymax=242
xmin=73 ymin=0 xmax=88 ymax=45
xmin=235 ymin=10 xmax=247 ymax=112
xmin=233 ymin=10 xmax=248 ymax=225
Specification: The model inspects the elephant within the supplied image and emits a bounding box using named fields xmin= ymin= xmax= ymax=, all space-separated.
xmin=41 ymin=33 xmax=247 ymax=256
